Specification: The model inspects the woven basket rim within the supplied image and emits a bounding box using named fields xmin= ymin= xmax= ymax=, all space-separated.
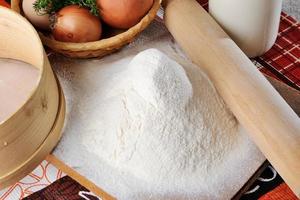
xmin=12 ymin=0 xmax=161 ymax=52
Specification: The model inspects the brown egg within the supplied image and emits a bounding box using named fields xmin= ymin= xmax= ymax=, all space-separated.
xmin=22 ymin=0 xmax=50 ymax=30
xmin=97 ymin=0 xmax=153 ymax=29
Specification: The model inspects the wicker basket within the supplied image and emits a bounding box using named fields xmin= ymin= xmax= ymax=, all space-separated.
xmin=0 ymin=6 xmax=65 ymax=188
xmin=11 ymin=0 xmax=161 ymax=58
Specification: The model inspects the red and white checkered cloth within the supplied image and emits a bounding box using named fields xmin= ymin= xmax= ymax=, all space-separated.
xmin=259 ymin=12 xmax=300 ymax=90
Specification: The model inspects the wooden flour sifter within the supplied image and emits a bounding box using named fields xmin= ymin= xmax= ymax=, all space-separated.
xmin=162 ymin=0 xmax=300 ymax=197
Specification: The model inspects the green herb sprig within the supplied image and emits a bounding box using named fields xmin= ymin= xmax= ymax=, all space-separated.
xmin=33 ymin=0 xmax=99 ymax=16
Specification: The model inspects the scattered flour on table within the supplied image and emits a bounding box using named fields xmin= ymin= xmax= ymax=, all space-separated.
xmin=82 ymin=49 xmax=240 ymax=193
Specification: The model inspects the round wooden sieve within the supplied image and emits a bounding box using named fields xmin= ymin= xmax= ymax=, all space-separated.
xmin=0 ymin=6 xmax=65 ymax=189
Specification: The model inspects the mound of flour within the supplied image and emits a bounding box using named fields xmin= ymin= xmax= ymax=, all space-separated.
xmin=82 ymin=49 xmax=239 ymax=191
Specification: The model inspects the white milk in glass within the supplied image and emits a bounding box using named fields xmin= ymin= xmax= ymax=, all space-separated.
xmin=0 ymin=58 xmax=40 ymax=123
xmin=209 ymin=0 xmax=282 ymax=57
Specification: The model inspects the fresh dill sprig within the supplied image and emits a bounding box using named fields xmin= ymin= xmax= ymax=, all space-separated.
xmin=65 ymin=0 xmax=99 ymax=16
xmin=33 ymin=0 xmax=99 ymax=16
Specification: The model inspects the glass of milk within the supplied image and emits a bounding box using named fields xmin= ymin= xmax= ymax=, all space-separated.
xmin=209 ymin=0 xmax=282 ymax=58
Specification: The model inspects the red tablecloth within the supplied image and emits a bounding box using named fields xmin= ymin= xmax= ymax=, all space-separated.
xmin=0 ymin=0 xmax=9 ymax=8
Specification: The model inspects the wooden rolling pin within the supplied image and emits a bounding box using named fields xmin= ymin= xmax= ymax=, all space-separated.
xmin=163 ymin=0 xmax=300 ymax=197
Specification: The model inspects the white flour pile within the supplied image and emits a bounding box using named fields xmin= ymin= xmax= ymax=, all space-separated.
xmin=54 ymin=46 xmax=264 ymax=199
xmin=83 ymin=49 xmax=238 ymax=192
